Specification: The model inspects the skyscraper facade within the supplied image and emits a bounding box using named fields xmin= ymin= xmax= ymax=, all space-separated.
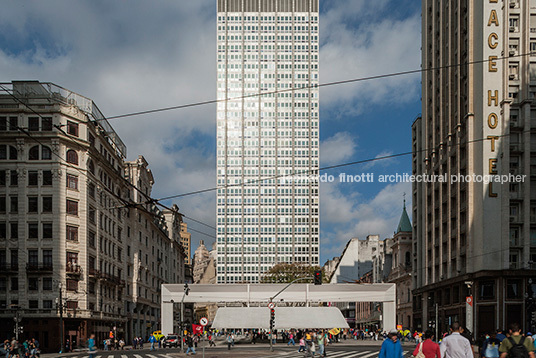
xmin=413 ymin=0 xmax=536 ymax=335
xmin=216 ymin=0 xmax=320 ymax=284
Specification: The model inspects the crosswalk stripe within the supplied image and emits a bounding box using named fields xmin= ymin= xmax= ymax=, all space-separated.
xmin=359 ymin=351 xmax=379 ymax=358
xmin=133 ymin=355 xmax=144 ymax=358
xmin=121 ymin=355 xmax=129 ymax=358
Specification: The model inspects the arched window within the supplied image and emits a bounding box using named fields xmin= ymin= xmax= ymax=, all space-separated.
xmin=41 ymin=146 xmax=51 ymax=160
xmin=66 ymin=150 xmax=78 ymax=165
xmin=405 ymin=252 xmax=411 ymax=267
xmin=88 ymin=160 xmax=95 ymax=174
xmin=29 ymin=146 xmax=39 ymax=160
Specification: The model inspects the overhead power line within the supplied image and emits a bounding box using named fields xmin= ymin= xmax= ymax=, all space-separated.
xmin=0 ymin=84 xmax=217 ymax=234
xmin=153 ymin=127 xmax=528 ymax=202
xmin=102 ymin=51 xmax=535 ymax=121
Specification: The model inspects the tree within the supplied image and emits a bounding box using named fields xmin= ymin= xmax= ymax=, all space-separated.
xmin=260 ymin=263 xmax=328 ymax=283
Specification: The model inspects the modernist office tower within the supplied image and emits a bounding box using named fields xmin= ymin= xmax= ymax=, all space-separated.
xmin=413 ymin=0 xmax=536 ymax=335
xmin=216 ymin=0 xmax=320 ymax=284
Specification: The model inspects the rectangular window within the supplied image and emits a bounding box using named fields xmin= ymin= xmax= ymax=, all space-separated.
xmin=0 ymin=197 xmax=5 ymax=213
xmin=0 ymin=278 xmax=6 ymax=292
xmin=66 ymin=279 xmax=78 ymax=292
xmin=88 ymin=183 xmax=95 ymax=198
xmin=10 ymin=171 xmax=17 ymax=186
xmin=28 ymin=117 xmax=39 ymax=131
xmin=67 ymin=121 xmax=79 ymax=136
xmin=66 ymin=226 xmax=78 ymax=241
xmin=42 ymin=197 xmax=52 ymax=213
xmin=66 ymin=174 xmax=78 ymax=190
xmin=28 ymin=223 xmax=38 ymax=239
xmin=0 ymin=222 xmax=5 ymax=239
xmin=28 ymin=277 xmax=38 ymax=291
xmin=66 ymin=300 xmax=78 ymax=309
xmin=29 ymin=300 xmax=38 ymax=309
xmin=0 ymin=170 xmax=5 ymax=185
xmin=88 ymin=231 xmax=95 ymax=248
xmin=42 ymin=249 xmax=52 ymax=267
xmin=42 ymin=277 xmax=52 ymax=291
xmin=43 ymin=300 xmax=52 ymax=309
xmin=10 ymin=223 xmax=18 ymax=239
xmin=28 ymin=171 xmax=38 ymax=186
xmin=0 ymin=117 xmax=6 ymax=131
xmin=42 ymin=171 xmax=52 ymax=186
xmin=41 ymin=117 xmax=53 ymax=131
xmin=10 ymin=277 xmax=17 ymax=291
xmin=10 ymin=196 xmax=17 ymax=213
xmin=480 ymin=280 xmax=496 ymax=300
xmin=28 ymin=249 xmax=38 ymax=265
xmin=66 ymin=200 xmax=78 ymax=216
xmin=9 ymin=117 xmax=17 ymax=131
xmin=28 ymin=197 xmax=38 ymax=212
xmin=507 ymin=279 xmax=522 ymax=299
xmin=88 ymin=207 xmax=95 ymax=224
xmin=42 ymin=222 xmax=52 ymax=239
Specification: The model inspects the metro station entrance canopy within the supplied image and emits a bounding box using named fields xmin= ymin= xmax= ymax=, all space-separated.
xmin=161 ymin=283 xmax=396 ymax=335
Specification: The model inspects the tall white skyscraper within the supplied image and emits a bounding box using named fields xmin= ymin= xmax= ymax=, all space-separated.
xmin=216 ymin=0 xmax=320 ymax=284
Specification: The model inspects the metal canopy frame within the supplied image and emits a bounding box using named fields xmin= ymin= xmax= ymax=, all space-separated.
xmin=161 ymin=283 xmax=396 ymax=335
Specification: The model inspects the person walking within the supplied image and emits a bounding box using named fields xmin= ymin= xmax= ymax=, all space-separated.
xmin=482 ymin=332 xmax=501 ymax=358
xmin=208 ymin=334 xmax=216 ymax=347
xmin=440 ymin=322 xmax=473 ymax=358
xmin=288 ymin=332 xmax=296 ymax=346
xmin=88 ymin=334 xmax=96 ymax=358
xmin=185 ymin=334 xmax=196 ymax=355
xmin=379 ymin=329 xmax=404 ymax=358
xmin=498 ymin=322 xmax=535 ymax=358
xmin=149 ymin=334 xmax=157 ymax=351
xmin=317 ymin=330 xmax=327 ymax=358
xmin=412 ymin=330 xmax=440 ymax=358
xmin=226 ymin=333 xmax=233 ymax=350
xmin=298 ymin=337 xmax=306 ymax=353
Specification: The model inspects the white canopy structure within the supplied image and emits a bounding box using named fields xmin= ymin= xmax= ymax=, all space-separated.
xmin=210 ymin=307 xmax=350 ymax=330
xmin=161 ymin=283 xmax=396 ymax=335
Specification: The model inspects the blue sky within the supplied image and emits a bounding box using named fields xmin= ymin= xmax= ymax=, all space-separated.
xmin=0 ymin=0 xmax=422 ymax=264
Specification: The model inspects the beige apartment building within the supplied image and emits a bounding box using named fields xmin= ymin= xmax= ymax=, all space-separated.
xmin=413 ymin=0 xmax=536 ymax=335
xmin=0 ymin=81 xmax=186 ymax=352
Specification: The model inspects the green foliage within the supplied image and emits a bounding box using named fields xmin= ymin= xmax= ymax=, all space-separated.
xmin=260 ymin=263 xmax=328 ymax=283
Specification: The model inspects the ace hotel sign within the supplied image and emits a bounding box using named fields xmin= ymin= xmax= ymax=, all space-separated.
xmin=485 ymin=0 xmax=502 ymax=198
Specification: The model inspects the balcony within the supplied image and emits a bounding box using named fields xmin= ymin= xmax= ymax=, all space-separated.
xmin=0 ymin=263 xmax=18 ymax=273
xmin=88 ymin=268 xmax=100 ymax=277
xmin=98 ymin=272 xmax=122 ymax=285
xmin=66 ymin=263 xmax=83 ymax=276
xmin=26 ymin=263 xmax=53 ymax=272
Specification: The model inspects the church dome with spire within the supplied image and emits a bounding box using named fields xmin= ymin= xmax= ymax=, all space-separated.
xmin=396 ymin=200 xmax=412 ymax=234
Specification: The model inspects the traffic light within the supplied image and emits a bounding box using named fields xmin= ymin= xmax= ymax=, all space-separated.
xmin=314 ymin=270 xmax=322 ymax=285
xmin=270 ymin=308 xmax=275 ymax=328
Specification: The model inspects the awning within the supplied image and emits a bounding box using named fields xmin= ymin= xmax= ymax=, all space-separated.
xmin=211 ymin=307 xmax=349 ymax=330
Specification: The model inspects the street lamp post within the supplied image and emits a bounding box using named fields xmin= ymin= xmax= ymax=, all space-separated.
xmin=268 ymin=276 xmax=314 ymax=352
xmin=58 ymin=282 xmax=64 ymax=353
xmin=181 ymin=283 xmax=190 ymax=354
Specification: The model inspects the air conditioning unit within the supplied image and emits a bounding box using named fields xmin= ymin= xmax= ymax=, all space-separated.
xmin=511 ymin=144 xmax=520 ymax=151
xmin=510 ymin=216 xmax=516 ymax=222
xmin=510 ymin=26 xmax=516 ymax=32
xmin=510 ymin=0 xmax=516 ymax=7
xmin=509 ymin=49 xmax=516 ymax=56
xmin=509 ymin=74 xmax=517 ymax=80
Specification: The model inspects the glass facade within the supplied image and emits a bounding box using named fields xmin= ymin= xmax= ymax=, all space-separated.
xmin=216 ymin=1 xmax=319 ymax=283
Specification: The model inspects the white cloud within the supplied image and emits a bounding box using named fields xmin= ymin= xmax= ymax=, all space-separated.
xmin=320 ymin=181 xmax=411 ymax=262
xmin=319 ymin=0 xmax=421 ymax=117
xmin=320 ymin=132 xmax=357 ymax=165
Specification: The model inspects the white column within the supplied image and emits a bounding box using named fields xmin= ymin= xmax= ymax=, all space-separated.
xmin=161 ymin=300 xmax=174 ymax=336
xmin=383 ymin=301 xmax=396 ymax=331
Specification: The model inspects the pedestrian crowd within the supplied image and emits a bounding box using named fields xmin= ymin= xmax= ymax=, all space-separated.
xmin=375 ymin=321 xmax=536 ymax=358
xmin=0 ymin=338 xmax=40 ymax=358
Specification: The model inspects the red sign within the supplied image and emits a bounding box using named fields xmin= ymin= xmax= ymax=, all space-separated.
xmin=192 ymin=324 xmax=203 ymax=334
xmin=466 ymin=296 xmax=473 ymax=306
